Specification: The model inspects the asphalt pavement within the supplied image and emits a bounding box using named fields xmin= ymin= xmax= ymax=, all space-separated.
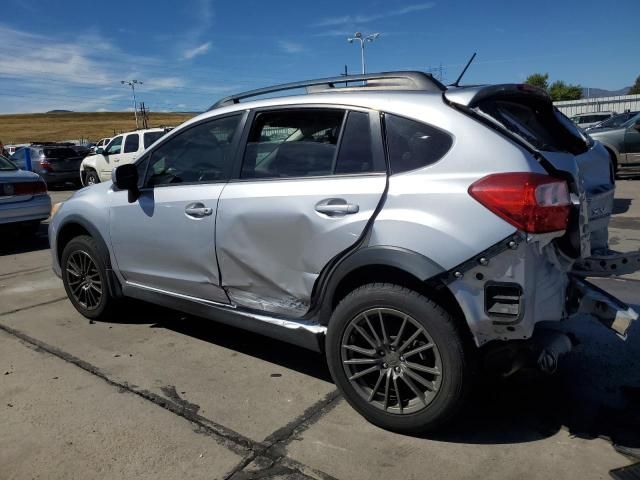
xmin=1 ymin=182 xmax=639 ymax=479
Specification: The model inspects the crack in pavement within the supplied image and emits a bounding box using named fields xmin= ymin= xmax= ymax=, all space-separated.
xmin=0 ymin=319 xmax=341 ymax=480
xmin=0 ymin=265 xmax=52 ymax=279
xmin=0 ymin=296 xmax=68 ymax=317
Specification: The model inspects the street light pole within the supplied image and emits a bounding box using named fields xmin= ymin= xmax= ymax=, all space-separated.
xmin=121 ymin=80 xmax=143 ymax=129
xmin=347 ymin=32 xmax=380 ymax=74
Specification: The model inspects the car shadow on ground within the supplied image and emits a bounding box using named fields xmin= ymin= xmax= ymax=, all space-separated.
xmin=425 ymin=318 xmax=640 ymax=456
xmin=0 ymin=223 xmax=49 ymax=256
xmin=102 ymin=299 xmax=332 ymax=382
xmin=613 ymin=198 xmax=633 ymax=215
xmin=98 ymin=300 xmax=639 ymax=455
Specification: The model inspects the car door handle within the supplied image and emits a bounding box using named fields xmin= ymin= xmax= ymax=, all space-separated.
xmin=315 ymin=199 xmax=359 ymax=216
xmin=185 ymin=203 xmax=213 ymax=218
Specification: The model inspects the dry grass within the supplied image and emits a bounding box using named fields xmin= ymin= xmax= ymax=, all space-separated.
xmin=0 ymin=111 xmax=196 ymax=144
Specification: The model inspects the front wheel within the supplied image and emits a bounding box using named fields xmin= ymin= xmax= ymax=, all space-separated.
xmin=61 ymin=235 xmax=116 ymax=320
xmin=84 ymin=170 xmax=100 ymax=186
xmin=326 ymin=283 xmax=469 ymax=433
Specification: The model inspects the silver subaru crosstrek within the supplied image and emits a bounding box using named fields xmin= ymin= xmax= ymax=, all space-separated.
xmin=49 ymin=72 xmax=638 ymax=432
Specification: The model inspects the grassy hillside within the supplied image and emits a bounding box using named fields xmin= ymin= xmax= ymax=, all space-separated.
xmin=0 ymin=111 xmax=196 ymax=144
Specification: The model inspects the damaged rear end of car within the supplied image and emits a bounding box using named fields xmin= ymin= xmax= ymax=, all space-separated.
xmin=443 ymin=83 xmax=638 ymax=374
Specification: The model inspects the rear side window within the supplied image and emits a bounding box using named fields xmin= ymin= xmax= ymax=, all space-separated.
xmin=123 ymin=134 xmax=139 ymax=153
xmin=385 ymin=114 xmax=452 ymax=174
xmin=241 ymin=109 xmax=344 ymax=179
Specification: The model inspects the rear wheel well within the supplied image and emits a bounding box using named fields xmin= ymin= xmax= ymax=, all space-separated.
xmin=330 ymin=264 xmax=474 ymax=346
xmin=603 ymin=146 xmax=618 ymax=173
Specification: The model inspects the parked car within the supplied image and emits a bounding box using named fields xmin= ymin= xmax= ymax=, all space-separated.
xmin=570 ymin=111 xmax=615 ymax=130
xmin=585 ymin=111 xmax=639 ymax=132
xmin=71 ymin=145 xmax=92 ymax=157
xmin=589 ymin=112 xmax=640 ymax=173
xmin=11 ymin=143 xmax=84 ymax=187
xmin=5 ymin=144 xmax=28 ymax=156
xmin=0 ymin=154 xmax=51 ymax=234
xmin=49 ymin=72 xmax=637 ymax=433
xmin=80 ymin=128 xmax=169 ymax=185
xmin=90 ymin=137 xmax=111 ymax=154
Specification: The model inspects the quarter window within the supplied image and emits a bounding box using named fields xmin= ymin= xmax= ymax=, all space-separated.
xmin=241 ymin=109 xmax=345 ymax=179
xmin=123 ymin=134 xmax=140 ymax=153
xmin=385 ymin=114 xmax=453 ymax=174
xmin=145 ymin=114 xmax=242 ymax=187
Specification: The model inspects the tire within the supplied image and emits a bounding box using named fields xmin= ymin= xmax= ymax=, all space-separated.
xmin=84 ymin=170 xmax=100 ymax=186
xmin=326 ymin=283 xmax=469 ymax=433
xmin=61 ymin=235 xmax=116 ymax=320
xmin=606 ymin=149 xmax=619 ymax=180
xmin=20 ymin=221 xmax=41 ymax=236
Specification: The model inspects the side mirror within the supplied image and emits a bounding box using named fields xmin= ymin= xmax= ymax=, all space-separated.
xmin=96 ymin=147 xmax=106 ymax=155
xmin=113 ymin=164 xmax=139 ymax=203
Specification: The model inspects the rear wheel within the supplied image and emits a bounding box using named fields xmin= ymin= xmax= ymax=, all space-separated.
xmin=61 ymin=235 xmax=116 ymax=319
xmin=85 ymin=170 xmax=100 ymax=186
xmin=326 ymin=283 xmax=469 ymax=433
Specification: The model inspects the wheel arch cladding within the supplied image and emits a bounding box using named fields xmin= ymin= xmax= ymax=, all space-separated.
xmin=56 ymin=216 xmax=121 ymax=296
xmin=322 ymin=246 xmax=473 ymax=343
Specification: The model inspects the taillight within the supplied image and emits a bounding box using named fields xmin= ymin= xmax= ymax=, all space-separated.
xmin=40 ymin=158 xmax=53 ymax=172
xmin=13 ymin=181 xmax=48 ymax=196
xmin=468 ymin=173 xmax=571 ymax=233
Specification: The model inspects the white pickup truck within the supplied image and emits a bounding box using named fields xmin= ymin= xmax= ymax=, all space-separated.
xmin=80 ymin=128 xmax=169 ymax=185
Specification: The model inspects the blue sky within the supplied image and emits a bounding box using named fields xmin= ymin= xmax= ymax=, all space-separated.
xmin=1 ymin=0 xmax=638 ymax=113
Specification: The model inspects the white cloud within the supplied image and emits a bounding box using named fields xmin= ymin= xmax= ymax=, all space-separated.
xmin=278 ymin=40 xmax=304 ymax=54
xmin=0 ymin=23 xmax=193 ymax=113
xmin=182 ymin=41 xmax=212 ymax=60
xmin=313 ymin=3 xmax=435 ymax=28
xmin=146 ymin=77 xmax=186 ymax=90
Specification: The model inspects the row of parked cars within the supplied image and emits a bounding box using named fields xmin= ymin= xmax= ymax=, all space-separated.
xmin=570 ymin=111 xmax=640 ymax=174
xmin=0 ymin=128 xmax=171 ymax=237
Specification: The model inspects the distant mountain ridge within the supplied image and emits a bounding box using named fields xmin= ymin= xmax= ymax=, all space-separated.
xmin=582 ymin=86 xmax=632 ymax=98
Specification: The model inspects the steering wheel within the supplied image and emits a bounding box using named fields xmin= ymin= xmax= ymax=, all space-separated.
xmin=190 ymin=161 xmax=221 ymax=182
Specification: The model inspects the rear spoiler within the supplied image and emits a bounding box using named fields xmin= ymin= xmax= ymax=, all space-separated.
xmin=444 ymin=84 xmax=551 ymax=108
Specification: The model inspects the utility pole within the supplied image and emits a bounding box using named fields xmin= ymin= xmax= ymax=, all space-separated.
xmin=347 ymin=32 xmax=380 ymax=74
xmin=121 ymin=79 xmax=143 ymax=129
xmin=139 ymin=102 xmax=149 ymax=129
xmin=340 ymin=64 xmax=349 ymax=86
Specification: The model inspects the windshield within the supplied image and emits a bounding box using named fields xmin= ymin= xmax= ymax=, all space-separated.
xmin=43 ymin=147 xmax=78 ymax=158
xmin=621 ymin=113 xmax=640 ymax=129
xmin=0 ymin=155 xmax=17 ymax=171
xmin=593 ymin=112 xmax=638 ymax=129
xmin=477 ymin=99 xmax=588 ymax=154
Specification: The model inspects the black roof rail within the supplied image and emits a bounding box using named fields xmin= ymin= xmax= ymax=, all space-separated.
xmin=209 ymin=71 xmax=446 ymax=110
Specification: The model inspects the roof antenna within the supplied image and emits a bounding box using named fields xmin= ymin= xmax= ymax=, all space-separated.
xmin=450 ymin=52 xmax=476 ymax=87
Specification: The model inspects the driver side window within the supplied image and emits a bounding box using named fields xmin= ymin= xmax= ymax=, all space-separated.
xmin=144 ymin=114 xmax=242 ymax=187
xmin=106 ymin=136 xmax=123 ymax=155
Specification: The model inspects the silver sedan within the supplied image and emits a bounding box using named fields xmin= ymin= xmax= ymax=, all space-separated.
xmin=0 ymin=155 xmax=51 ymax=234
